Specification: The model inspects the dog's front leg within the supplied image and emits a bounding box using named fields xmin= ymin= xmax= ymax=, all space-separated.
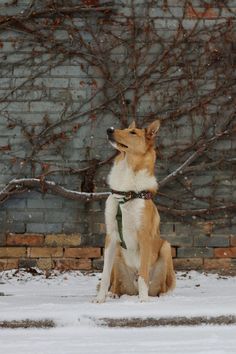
xmin=138 ymin=243 xmax=152 ymax=302
xmin=95 ymin=195 xmax=119 ymax=303
xmin=95 ymin=235 xmax=117 ymax=303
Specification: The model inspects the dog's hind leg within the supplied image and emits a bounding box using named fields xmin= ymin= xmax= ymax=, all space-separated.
xmin=137 ymin=241 xmax=153 ymax=302
xmin=149 ymin=240 xmax=176 ymax=297
xmin=110 ymin=257 xmax=138 ymax=296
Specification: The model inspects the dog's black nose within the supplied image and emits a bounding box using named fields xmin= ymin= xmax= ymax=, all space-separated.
xmin=107 ymin=127 xmax=115 ymax=136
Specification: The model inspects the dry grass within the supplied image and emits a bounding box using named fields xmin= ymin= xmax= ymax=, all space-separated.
xmin=99 ymin=315 xmax=236 ymax=328
xmin=0 ymin=319 xmax=55 ymax=329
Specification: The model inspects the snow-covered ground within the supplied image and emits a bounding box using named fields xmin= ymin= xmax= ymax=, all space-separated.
xmin=0 ymin=269 xmax=236 ymax=354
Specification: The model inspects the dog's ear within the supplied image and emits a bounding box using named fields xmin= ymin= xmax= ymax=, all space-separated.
xmin=128 ymin=121 xmax=136 ymax=129
xmin=146 ymin=120 xmax=160 ymax=140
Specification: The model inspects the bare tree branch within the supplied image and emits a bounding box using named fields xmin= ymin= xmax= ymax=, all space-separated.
xmin=0 ymin=178 xmax=110 ymax=204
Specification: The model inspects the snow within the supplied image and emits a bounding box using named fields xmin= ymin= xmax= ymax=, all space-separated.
xmin=0 ymin=270 xmax=236 ymax=354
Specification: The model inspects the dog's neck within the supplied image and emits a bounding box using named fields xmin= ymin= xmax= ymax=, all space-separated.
xmin=108 ymin=152 xmax=158 ymax=193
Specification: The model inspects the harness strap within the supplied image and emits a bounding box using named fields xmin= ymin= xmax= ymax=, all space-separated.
xmin=112 ymin=189 xmax=154 ymax=249
xmin=116 ymin=200 xmax=127 ymax=249
xmin=111 ymin=189 xmax=153 ymax=201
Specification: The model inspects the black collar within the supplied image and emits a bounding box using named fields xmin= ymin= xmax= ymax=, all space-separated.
xmin=111 ymin=189 xmax=153 ymax=202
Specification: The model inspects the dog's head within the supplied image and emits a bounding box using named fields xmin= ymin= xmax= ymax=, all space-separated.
xmin=107 ymin=120 xmax=160 ymax=154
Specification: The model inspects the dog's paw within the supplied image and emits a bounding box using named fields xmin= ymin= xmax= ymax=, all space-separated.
xmin=138 ymin=277 xmax=149 ymax=302
xmin=92 ymin=294 xmax=106 ymax=304
xmin=139 ymin=295 xmax=150 ymax=303
xmin=108 ymin=291 xmax=119 ymax=299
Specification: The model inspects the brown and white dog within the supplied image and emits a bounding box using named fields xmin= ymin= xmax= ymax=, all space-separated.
xmin=95 ymin=120 xmax=175 ymax=303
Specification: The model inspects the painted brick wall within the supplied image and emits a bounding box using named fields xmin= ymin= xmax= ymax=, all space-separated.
xmin=0 ymin=0 xmax=235 ymax=273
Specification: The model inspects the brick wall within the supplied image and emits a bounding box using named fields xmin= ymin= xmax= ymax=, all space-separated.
xmin=0 ymin=0 xmax=235 ymax=273
xmin=1 ymin=230 xmax=236 ymax=273
xmin=0 ymin=232 xmax=100 ymax=271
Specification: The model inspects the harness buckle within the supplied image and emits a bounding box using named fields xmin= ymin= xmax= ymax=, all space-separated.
xmin=125 ymin=191 xmax=133 ymax=201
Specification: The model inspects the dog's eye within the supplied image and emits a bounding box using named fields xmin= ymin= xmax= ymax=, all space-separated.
xmin=129 ymin=131 xmax=136 ymax=135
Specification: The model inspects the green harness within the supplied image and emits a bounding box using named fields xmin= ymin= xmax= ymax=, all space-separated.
xmin=116 ymin=200 xmax=127 ymax=249
xmin=112 ymin=189 xmax=154 ymax=250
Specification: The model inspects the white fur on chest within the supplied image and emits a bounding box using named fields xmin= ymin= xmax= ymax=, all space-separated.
xmin=105 ymin=196 xmax=144 ymax=270
xmin=107 ymin=158 xmax=158 ymax=192
xmin=120 ymin=199 xmax=144 ymax=269
xmin=105 ymin=156 xmax=157 ymax=271
xmin=120 ymin=199 xmax=143 ymax=249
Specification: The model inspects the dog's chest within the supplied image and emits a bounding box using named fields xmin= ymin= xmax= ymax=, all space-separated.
xmin=106 ymin=157 xmax=157 ymax=270
xmin=120 ymin=199 xmax=144 ymax=248
xmin=105 ymin=196 xmax=144 ymax=269
xmin=120 ymin=199 xmax=144 ymax=269
xmin=107 ymin=159 xmax=157 ymax=192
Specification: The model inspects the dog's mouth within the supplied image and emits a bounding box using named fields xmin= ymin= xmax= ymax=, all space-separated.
xmin=116 ymin=141 xmax=128 ymax=149
xmin=108 ymin=138 xmax=128 ymax=150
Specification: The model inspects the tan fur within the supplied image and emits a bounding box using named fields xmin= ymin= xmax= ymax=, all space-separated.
xmin=95 ymin=120 xmax=175 ymax=303
xmin=109 ymin=202 xmax=176 ymax=297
